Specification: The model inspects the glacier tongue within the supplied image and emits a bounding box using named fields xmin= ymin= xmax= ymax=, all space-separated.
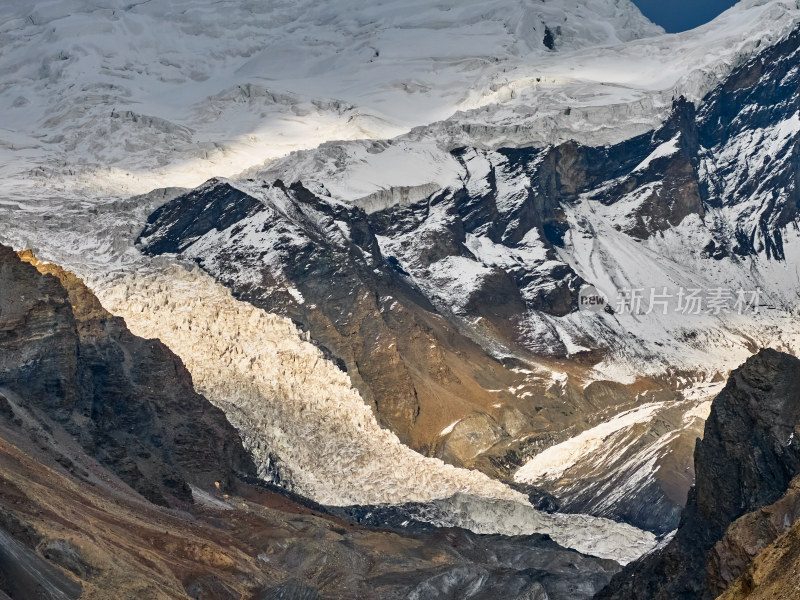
xmin=344 ymin=493 xmax=657 ymax=565
xmin=81 ymin=253 xmax=655 ymax=563
xmin=94 ymin=263 xmax=526 ymax=507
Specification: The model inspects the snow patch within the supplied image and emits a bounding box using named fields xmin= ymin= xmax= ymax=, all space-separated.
xmin=515 ymin=403 xmax=664 ymax=483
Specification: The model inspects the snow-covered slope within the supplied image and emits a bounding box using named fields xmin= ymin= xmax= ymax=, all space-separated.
xmin=0 ymin=0 xmax=660 ymax=196
xmin=514 ymin=385 xmax=721 ymax=534
xmin=251 ymin=0 xmax=800 ymax=202
xmin=5 ymin=0 xmax=800 ymax=202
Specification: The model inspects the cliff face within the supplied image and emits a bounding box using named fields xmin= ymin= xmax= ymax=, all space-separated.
xmin=0 ymin=244 xmax=255 ymax=506
xmin=715 ymin=486 xmax=800 ymax=600
xmin=596 ymin=349 xmax=800 ymax=600
xmin=708 ymin=475 xmax=800 ymax=597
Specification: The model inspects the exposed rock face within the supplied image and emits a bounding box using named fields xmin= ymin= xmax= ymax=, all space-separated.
xmin=0 ymin=527 xmax=82 ymax=600
xmin=697 ymin=30 xmax=800 ymax=261
xmin=0 ymin=244 xmax=255 ymax=506
xmin=716 ymin=495 xmax=800 ymax=600
xmin=0 ymin=244 xmax=623 ymax=599
xmin=596 ymin=349 xmax=800 ymax=600
xmin=707 ymin=475 xmax=800 ymax=596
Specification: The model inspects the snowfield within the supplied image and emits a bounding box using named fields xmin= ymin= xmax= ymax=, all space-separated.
xmin=2 ymin=0 xmax=799 ymax=201
xmin=0 ymin=0 xmax=660 ymax=196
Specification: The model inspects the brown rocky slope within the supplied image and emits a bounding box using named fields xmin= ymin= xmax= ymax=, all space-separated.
xmin=1 ymin=244 xmax=255 ymax=506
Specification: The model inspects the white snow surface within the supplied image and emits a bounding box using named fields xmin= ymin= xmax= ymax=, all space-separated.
xmin=515 ymin=402 xmax=666 ymax=483
xmin=633 ymin=134 xmax=681 ymax=172
xmin=0 ymin=0 xmax=660 ymax=196
xmin=252 ymin=0 xmax=800 ymax=202
xmin=3 ymin=0 xmax=800 ymax=202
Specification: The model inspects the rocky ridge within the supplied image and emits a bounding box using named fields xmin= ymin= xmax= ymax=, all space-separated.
xmin=596 ymin=349 xmax=800 ymax=600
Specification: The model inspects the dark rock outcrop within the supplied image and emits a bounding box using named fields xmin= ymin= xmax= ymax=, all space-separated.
xmin=596 ymin=349 xmax=800 ymax=600
xmin=715 ymin=491 xmax=800 ymax=599
xmin=0 ymin=244 xmax=255 ymax=506
xmin=0 ymin=528 xmax=82 ymax=600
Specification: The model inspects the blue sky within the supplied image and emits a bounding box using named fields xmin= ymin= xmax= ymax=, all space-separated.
xmin=632 ymin=0 xmax=738 ymax=32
